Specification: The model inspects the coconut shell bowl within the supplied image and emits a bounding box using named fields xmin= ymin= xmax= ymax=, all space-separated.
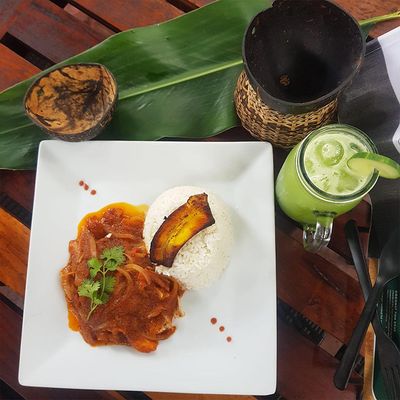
xmin=24 ymin=63 xmax=117 ymax=141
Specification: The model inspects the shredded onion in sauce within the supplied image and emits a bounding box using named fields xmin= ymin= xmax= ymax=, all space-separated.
xmin=60 ymin=205 xmax=184 ymax=353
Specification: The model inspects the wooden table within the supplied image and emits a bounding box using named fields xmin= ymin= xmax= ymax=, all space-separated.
xmin=0 ymin=1 xmax=399 ymax=399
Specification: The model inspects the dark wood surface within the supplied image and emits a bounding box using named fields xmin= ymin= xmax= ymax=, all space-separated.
xmin=0 ymin=1 xmax=399 ymax=399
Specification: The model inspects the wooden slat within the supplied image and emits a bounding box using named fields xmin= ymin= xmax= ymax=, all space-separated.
xmin=0 ymin=299 xmax=126 ymax=400
xmin=362 ymin=258 xmax=378 ymax=400
xmin=276 ymin=227 xmax=364 ymax=345
xmin=7 ymin=0 xmax=110 ymax=63
xmin=0 ymin=170 xmax=36 ymax=212
xmin=275 ymin=199 xmax=372 ymax=274
xmin=0 ymin=43 xmax=39 ymax=92
xmin=277 ymin=319 xmax=359 ymax=400
xmin=329 ymin=199 xmax=371 ymax=262
xmin=185 ymin=0 xmax=214 ymax=8
xmin=0 ymin=209 xmax=29 ymax=296
xmin=71 ymin=0 xmax=183 ymax=31
xmin=146 ymin=393 xmax=254 ymax=400
xmin=276 ymin=211 xmax=358 ymax=282
xmin=362 ymin=325 xmax=376 ymax=400
xmin=64 ymin=3 xmax=115 ymax=37
xmin=0 ymin=0 xmax=30 ymax=38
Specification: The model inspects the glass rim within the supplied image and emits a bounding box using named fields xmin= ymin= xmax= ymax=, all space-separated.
xmin=296 ymin=124 xmax=379 ymax=203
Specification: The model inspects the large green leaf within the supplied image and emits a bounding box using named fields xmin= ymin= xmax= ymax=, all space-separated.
xmin=0 ymin=0 xmax=271 ymax=170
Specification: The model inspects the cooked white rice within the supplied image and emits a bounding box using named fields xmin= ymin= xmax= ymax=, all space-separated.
xmin=143 ymin=186 xmax=233 ymax=290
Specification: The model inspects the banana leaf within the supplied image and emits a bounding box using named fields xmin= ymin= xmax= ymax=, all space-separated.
xmin=0 ymin=0 xmax=271 ymax=170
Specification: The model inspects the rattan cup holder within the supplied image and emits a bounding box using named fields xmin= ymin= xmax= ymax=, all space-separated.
xmin=234 ymin=71 xmax=338 ymax=149
xmin=236 ymin=0 xmax=365 ymax=148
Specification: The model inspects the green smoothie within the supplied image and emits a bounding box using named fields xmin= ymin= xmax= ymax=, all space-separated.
xmin=276 ymin=125 xmax=378 ymax=226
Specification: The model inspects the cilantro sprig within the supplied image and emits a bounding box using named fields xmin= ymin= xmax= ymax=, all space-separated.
xmin=78 ymin=246 xmax=125 ymax=320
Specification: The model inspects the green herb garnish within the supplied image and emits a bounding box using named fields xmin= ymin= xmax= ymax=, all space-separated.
xmin=78 ymin=246 xmax=125 ymax=320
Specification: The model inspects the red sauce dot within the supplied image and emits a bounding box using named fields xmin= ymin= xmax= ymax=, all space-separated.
xmin=226 ymin=336 xmax=232 ymax=342
xmin=79 ymin=180 xmax=84 ymax=186
xmin=210 ymin=317 xmax=217 ymax=325
xmin=90 ymin=189 xmax=96 ymax=195
xmin=219 ymin=326 xmax=225 ymax=332
xmin=84 ymin=184 xmax=89 ymax=191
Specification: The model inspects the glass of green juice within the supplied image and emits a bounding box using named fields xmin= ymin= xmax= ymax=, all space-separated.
xmin=276 ymin=124 xmax=379 ymax=252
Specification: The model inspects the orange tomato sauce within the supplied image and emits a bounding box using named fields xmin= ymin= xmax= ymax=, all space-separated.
xmin=77 ymin=202 xmax=148 ymax=234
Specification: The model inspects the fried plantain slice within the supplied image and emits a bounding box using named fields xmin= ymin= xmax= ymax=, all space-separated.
xmin=150 ymin=193 xmax=215 ymax=267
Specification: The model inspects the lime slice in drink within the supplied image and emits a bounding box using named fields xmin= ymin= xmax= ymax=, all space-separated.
xmin=347 ymin=152 xmax=400 ymax=179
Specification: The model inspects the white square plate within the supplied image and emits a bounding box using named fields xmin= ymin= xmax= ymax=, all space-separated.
xmin=19 ymin=141 xmax=276 ymax=395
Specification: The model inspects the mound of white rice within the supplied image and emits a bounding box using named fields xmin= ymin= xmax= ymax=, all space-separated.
xmin=143 ymin=186 xmax=233 ymax=290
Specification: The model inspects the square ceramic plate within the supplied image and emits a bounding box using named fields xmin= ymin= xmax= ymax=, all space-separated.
xmin=19 ymin=141 xmax=276 ymax=395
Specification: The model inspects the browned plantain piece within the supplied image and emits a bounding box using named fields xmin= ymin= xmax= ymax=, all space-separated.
xmin=150 ymin=193 xmax=215 ymax=267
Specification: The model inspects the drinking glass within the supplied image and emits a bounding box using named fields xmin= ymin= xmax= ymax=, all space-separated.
xmin=275 ymin=124 xmax=378 ymax=252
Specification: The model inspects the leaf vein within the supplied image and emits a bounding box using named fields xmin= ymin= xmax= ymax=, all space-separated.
xmin=119 ymin=59 xmax=243 ymax=99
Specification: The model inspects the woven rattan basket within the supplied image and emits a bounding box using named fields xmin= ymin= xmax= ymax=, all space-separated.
xmin=234 ymin=71 xmax=338 ymax=148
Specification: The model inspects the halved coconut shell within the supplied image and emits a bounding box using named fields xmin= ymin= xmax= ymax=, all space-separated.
xmin=24 ymin=63 xmax=117 ymax=141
